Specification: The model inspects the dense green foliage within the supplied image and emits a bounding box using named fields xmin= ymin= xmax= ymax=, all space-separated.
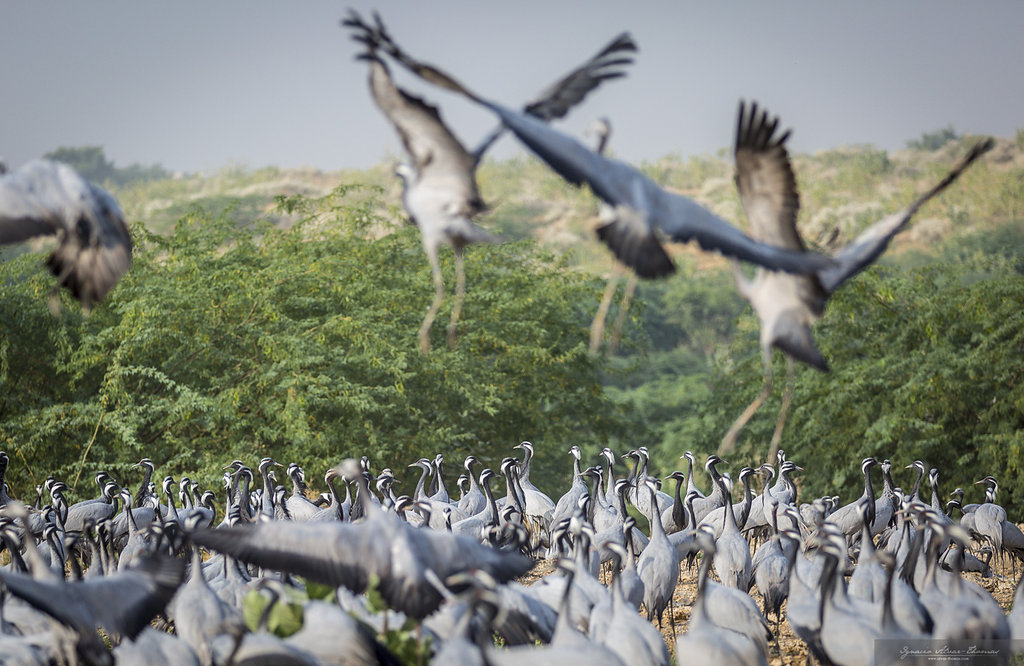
xmin=6 ymin=137 xmax=1024 ymax=516
xmin=626 ymin=231 xmax=1024 ymax=513
xmin=0 ymin=185 xmax=637 ymax=501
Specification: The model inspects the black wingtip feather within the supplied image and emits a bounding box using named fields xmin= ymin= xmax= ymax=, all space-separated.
xmin=735 ymin=99 xmax=790 ymax=155
xmin=596 ymin=219 xmax=676 ymax=279
xmin=773 ymin=321 xmax=829 ymax=373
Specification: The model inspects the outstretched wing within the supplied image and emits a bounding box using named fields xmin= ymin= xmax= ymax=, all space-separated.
xmin=818 ymin=138 xmax=994 ymax=294
xmin=523 ymin=32 xmax=636 ymax=121
xmin=193 ymin=517 xmax=532 ymax=620
xmin=733 ymin=101 xmax=803 ymax=250
xmin=345 ymin=11 xmax=478 ymax=100
xmin=365 ymin=58 xmax=479 ymax=182
xmin=0 ymin=553 xmax=183 ymax=640
xmin=345 ymin=11 xmax=636 ymax=163
xmin=487 ymin=104 xmax=834 ymax=277
xmin=345 ymin=12 xmax=484 ymax=219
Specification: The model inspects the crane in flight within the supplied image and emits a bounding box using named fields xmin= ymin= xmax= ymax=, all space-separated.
xmin=720 ymin=101 xmax=993 ymax=456
xmin=344 ymin=11 xmax=638 ymax=353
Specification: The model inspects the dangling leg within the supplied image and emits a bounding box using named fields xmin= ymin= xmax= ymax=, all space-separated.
xmin=768 ymin=357 xmax=796 ymax=465
xmin=419 ymin=250 xmax=444 ymax=354
xmin=607 ymin=272 xmax=638 ymax=357
xmin=447 ymin=246 xmax=466 ymax=350
xmin=589 ymin=267 xmax=621 ymax=354
xmin=720 ymin=348 xmax=774 ymax=454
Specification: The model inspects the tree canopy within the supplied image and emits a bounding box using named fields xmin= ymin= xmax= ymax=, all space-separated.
xmin=0 ymin=185 xmax=638 ymax=500
xmin=43 ymin=145 xmax=169 ymax=186
xmin=637 ymin=246 xmax=1024 ymax=512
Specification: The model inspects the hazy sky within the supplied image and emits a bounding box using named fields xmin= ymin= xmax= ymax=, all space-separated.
xmin=3 ymin=2 xmax=1021 ymax=174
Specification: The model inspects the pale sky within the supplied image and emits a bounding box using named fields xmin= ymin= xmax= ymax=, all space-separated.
xmin=2 ymin=2 xmax=1021 ymax=174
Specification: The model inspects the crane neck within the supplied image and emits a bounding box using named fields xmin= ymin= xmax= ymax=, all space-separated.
xmin=671 ymin=477 xmax=686 ymax=529
xmin=603 ymin=456 xmax=615 ymax=498
xmin=412 ymin=464 xmax=429 ymax=502
xmin=909 ymin=466 xmax=924 ymax=501
xmin=647 ymin=483 xmax=665 ymax=538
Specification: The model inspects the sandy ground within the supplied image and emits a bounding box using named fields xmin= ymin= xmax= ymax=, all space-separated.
xmin=518 ymin=551 xmax=1021 ymax=666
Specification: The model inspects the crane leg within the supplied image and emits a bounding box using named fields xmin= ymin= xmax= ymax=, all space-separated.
xmin=720 ymin=351 xmax=774 ymax=455
xmin=447 ymin=248 xmax=466 ymax=350
xmin=607 ymin=272 xmax=638 ymax=357
xmin=768 ymin=357 xmax=796 ymax=465
xmin=419 ymin=254 xmax=445 ymax=354
xmin=589 ymin=268 xmax=621 ymax=354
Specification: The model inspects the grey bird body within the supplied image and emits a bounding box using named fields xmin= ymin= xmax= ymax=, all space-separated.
xmin=113 ymin=628 xmax=201 ymax=666
xmin=635 ymin=480 xmax=679 ymax=627
xmin=192 ymin=462 xmax=533 ymax=620
xmin=168 ymin=547 xmax=248 ymax=666
xmin=713 ymin=475 xmax=753 ymax=590
xmin=678 ymin=533 xmax=768 ymax=666
xmin=0 ymin=552 xmax=184 ymax=664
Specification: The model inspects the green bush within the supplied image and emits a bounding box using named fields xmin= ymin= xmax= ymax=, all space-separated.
xmin=0 ymin=185 xmax=642 ymax=503
xmin=907 ymin=125 xmax=960 ymax=151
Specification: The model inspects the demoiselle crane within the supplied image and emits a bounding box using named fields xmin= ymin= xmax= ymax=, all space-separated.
xmin=344 ymin=11 xmax=637 ymax=353
xmin=721 ymin=101 xmax=994 ymax=454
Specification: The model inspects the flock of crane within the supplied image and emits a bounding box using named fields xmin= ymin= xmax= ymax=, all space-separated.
xmin=0 ymin=445 xmax=1022 ymax=665
xmin=0 ymin=7 xmax=1011 ymax=666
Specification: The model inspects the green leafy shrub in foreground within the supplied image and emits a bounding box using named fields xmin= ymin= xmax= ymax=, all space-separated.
xmin=0 ymin=185 xmax=640 ymax=502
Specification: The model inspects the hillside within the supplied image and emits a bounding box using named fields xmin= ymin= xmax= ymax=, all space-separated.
xmin=112 ymin=133 xmax=1024 ymax=274
xmin=5 ymin=130 xmax=1021 ymax=513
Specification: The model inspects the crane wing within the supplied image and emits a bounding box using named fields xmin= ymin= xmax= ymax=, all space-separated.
xmin=522 ymin=32 xmax=636 ymax=122
xmin=193 ymin=521 xmax=381 ymax=593
xmin=346 ymin=13 xmax=832 ymax=277
xmin=0 ymin=162 xmax=73 ymax=243
xmin=818 ymin=138 xmax=993 ymax=294
xmin=733 ymin=101 xmax=803 ymax=249
xmin=0 ymin=553 xmax=183 ymax=640
xmin=0 ymin=160 xmax=132 ymax=308
xmin=193 ymin=516 xmax=532 ymax=620
xmin=486 ymin=104 xmax=834 ymax=276
xmin=363 ymin=57 xmax=481 ymax=206
xmin=346 ymin=12 xmax=635 ymax=164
